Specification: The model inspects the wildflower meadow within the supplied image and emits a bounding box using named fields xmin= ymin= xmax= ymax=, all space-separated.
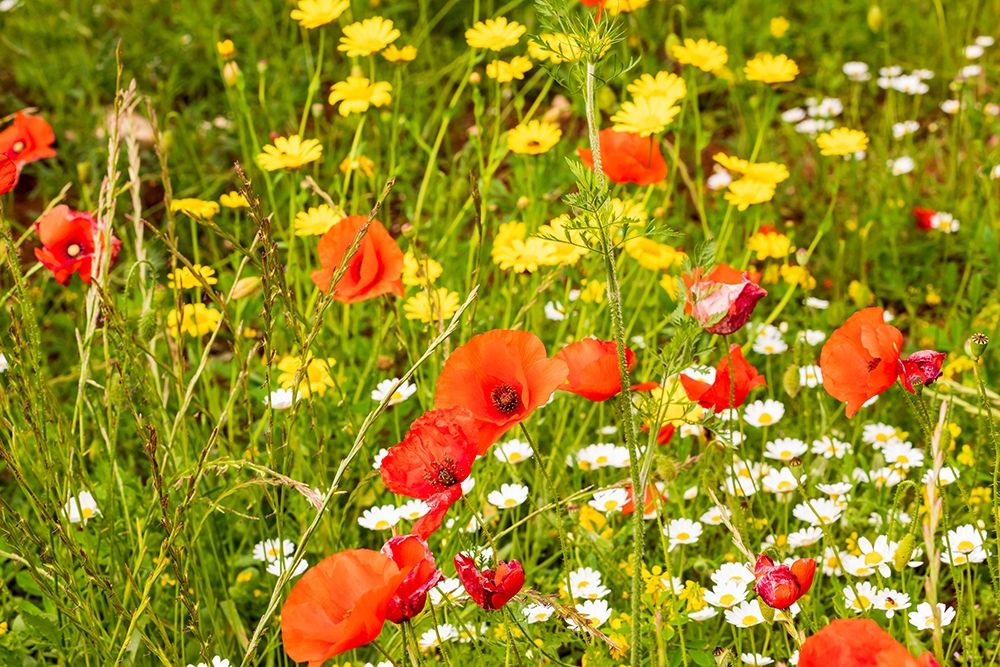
xmin=2 ymin=0 xmax=1000 ymax=665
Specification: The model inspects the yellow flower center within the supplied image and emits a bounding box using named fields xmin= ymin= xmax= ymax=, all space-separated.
xmin=957 ymin=540 xmax=974 ymax=551
xmin=375 ymin=520 xmax=390 ymax=530
xmin=864 ymin=552 xmax=882 ymax=565
xmin=720 ymin=594 xmax=735 ymax=606
xmin=81 ymin=507 xmax=94 ymax=519
xmin=505 ymin=498 xmax=518 ymax=507
xmin=743 ymin=615 xmax=759 ymax=625
xmin=758 ymin=413 xmax=773 ymax=424
xmin=66 ymin=244 xmax=82 ymax=258
xmin=675 ymin=532 xmax=690 ymax=541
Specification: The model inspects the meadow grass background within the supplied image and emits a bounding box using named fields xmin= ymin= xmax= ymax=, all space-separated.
xmin=1 ymin=0 xmax=999 ymax=665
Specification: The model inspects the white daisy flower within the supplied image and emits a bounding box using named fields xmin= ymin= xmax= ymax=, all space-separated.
xmin=567 ymin=600 xmax=612 ymax=630
xmin=357 ymin=504 xmax=400 ymax=531
xmin=429 ymin=577 xmax=467 ymax=605
xmin=725 ymin=599 xmax=766 ymax=627
xmin=264 ymin=388 xmax=295 ymax=410
xmin=265 ymin=556 xmax=308 ymax=577
xmin=64 ymin=491 xmax=100 ymax=524
xmin=811 ymin=435 xmax=851 ymax=459
xmin=842 ymin=61 xmax=871 ymax=81
xmin=744 ymin=399 xmax=786 ymax=427
xmin=892 ymin=120 xmax=920 ymax=139
xmin=855 ymin=535 xmax=896 ymax=577
xmin=664 ymin=518 xmax=703 ymax=551
xmin=792 ymin=498 xmax=843 ymax=525
xmin=862 ymin=423 xmax=904 ymax=448
xmin=569 ymin=567 xmax=610 ymax=600
xmin=798 ymin=330 xmax=826 ymax=346
xmin=704 ymin=581 xmax=750 ymax=609
xmin=252 ymin=538 xmax=295 ymax=562
xmin=887 ymin=156 xmax=915 ymax=175
xmin=741 ymin=653 xmax=774 ymax=666
xmin=370 ymin=378 xmax=417 ymax=406
xmin=700 ymin=505 xmax=730 ymax=525
xmin=803 ymin=297 xmax=830 ymax=310
xmin=494 ymin=439 xmax=534 ymax=464
xmin=711 ymin=562 xmax=756 ymax=588
xmin=396 ymin=499 xmax=430 ymax=521
xmin=589 ymin=488 xmax=630 ymax=514
xmin=487 ymin=483 xmax=529 ymax=509
xmin=187 ymin=658 xmax=231 ymax=667
xmin=908 ymin=602 xmax=956 ymax=631
xmin=522 ymin=603 xmax=554 ymax=623
xmin=882 ymin=441 xmax=924 ymax=469
xmin=875 ymin=588 xmax=911 ymax=618
xmin=372 ymin=447 xmax=389 ymax=470
xmin=843 ymin=581 xmax=879 ymax=612
xmin=576 ymin=443 xmax=630 ymax=470
xmin=761 ymin=467 xmax=801 ymax=495
xmin=689 ymin=607 xmax=719 ymax=621
xmin=821 ymin=547 xmax=844 ymax=576
xmin=419 ymin=623 xmax=460 ymax=650
xmin=706 ymin=166 xmax=732 ymax=191
xmin=544 ymin=300 xmax=566 ymax=321
xmin=798 ymin=365 xmax=823 ymax=388
xmin=764 ymin=438 xmax=808 ymax=462
xmin=788 ymin=527 xmax=823 ymax=549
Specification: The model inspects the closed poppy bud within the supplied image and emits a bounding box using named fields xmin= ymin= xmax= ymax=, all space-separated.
xmin=0 ymin=155 xmax=16 ymax=195
xmin=555 ymin=337 xmax=636 ymax=401
xmin=752 ymin=553 xmax=815 ymax=609
xmin=683 ymin=264 xmax=767 ymax=335
xmin=578 ymin=128 xmax=668 ymax=186
xmin=310 ymin=215 xmax=404 ymax=304
xmin=381 ymin=535 xmax=442 ymax=623
xmin=898 ymin=350 xmax=946 ymax=393
xmin=454 ymin=553 xmax=525 ymax=611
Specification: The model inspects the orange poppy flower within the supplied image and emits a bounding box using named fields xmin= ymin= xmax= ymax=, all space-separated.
xmin=0 ymin=111 xmax=56 ymax=168
xmin=799 ymin=618 xmax=940 ymax=667
xmin=0 ymin=156 xmax=15 ymax=195
xmin=554 ymin=337 xmax=636 ymax=401
xmin=683 ymin=264 xmax=767 ymax=335
xmin=578 ymin=128 xmax=667 ymax=186
xmin=379 ymin=407 xmax=480 ymax=537
xmin=680 ymin=344 xmax=765 ymax=412
xmin=34 ymin=205 xmax=121 ymax=284
xmin=434 ymin=330 xmax=568 ymax=453
xmin=310 ymin=215 xmax=404 ymax=303
xmin=281 ymin=549 xmax=409 ymax=666
xmin=381 ymin=535 xmax=442 ymax=623
xmin=819 ymin=308 xmax=903 ymax=418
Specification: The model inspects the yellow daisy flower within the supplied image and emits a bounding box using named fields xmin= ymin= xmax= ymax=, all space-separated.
xmin=713 ymin=153 xmax=789 ymax=186
xmin=724 ymin=178 xmax=776 ymax=211
xmin=535 ymin=214 xmax=588 ymax=266
xmin=167 ymin=303 xmax=222 ymax=338
xmin=170 ymin=198 xmax=220 ymax=220
xmin=167 ymin=264 xmax=218 ymax=289
xmin=747 ymin=230 xmax=792 ymax=260
xmin=627 ymin=72 xmax=687 ymax=101
xmin=403 ymin=288 xmax=461 ymax=324
xmin=216 ymin=39 xmax=235 ymax=60
xmin=486 ymin=56 xmax=533 ymax=83
xmin=744 ymin=53 xmax=799 ymax=84
xmin=770 ymin=17 xmax=790 ymax=38
xmin=611 ymin=96 xmax=682 ymax=136
xmin=506 ymin=119 xmax=561 ymax=155
xmin=402 ymin=251 xmax=443 ymax=286
xmin=578 ymin=278 xmax=606 ymax=304
xmin=338 ymin=17 xmax=400 ymax=57
xmin=670 ymin=38 xmax=728 ymax=73
xmin=276 ymin=355 xmax=337 ymax=398
xmin=328 ymin=76 xmax=393 ymax=117
xmin=219 ymin=191 xmax=249 ymax=208
xmin=816 ymin=128 xmax=869 ymax=156
xmin=624 ymin=237 xmax=687 ymax=271
xmin=289 ymin=0 xmax=349 ymax=29
xmin=294 ymin=204 xmax=345 ymax=236
xmin=465 ymin=17 xmax=526 ymax=51
xmin=780 ymin=264 xmax=816 ymax=289
xmin=604 ymin=0 xmax=650 ymax=13
xmin=491 ymin=222 xmax=557 ymax=272
xmin=340 ymin=154 xmax=376 ymax=177
xmin=382 ymin=44 xmax=417 ymax=63
xmin=528 ymin=32 xmax=583 ymax=63
xmin=256 ymin=135 xmax=323 ymax=171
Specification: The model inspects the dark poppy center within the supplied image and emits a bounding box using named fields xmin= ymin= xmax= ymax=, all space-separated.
xmin=66 ymin=243 xmax=82 ymax=258
xmin=490 ymin=383 xmax=522 ymax=415
xmin=424 ymin=456 xmax=459 ymax=488
xmin=867 ymin=357 xmax=881 ymax=372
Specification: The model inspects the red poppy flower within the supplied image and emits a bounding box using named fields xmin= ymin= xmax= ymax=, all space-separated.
xmin=683 ymin=264 xmax=767 ymax=335
xmin=0 ymin=156 xmax=16 ymax=195
xmin=34 ymin=205 xmax=122 ymax=284
xmin=898 ymin=350 xmax=946 ymax=393
xmin=281 ymin=549 xmax=409 ymax=667
xmin=578 ymin=129 xmax=667 ymax=186
xmin=434 ymin=329 xmax=568 ymax=453
xmin=310 ymin=215 xmax=404 ymax=303
xmin=799 ymin=618 xmax=940 ymax=667
xmin=554 ymin=337 xmax=636 ymax=401
xmin=819 ymin=308 xmax=903 ymax=418
xmin=0 ymin=112 xmax=56 ymax=167
xmin=752 ymin=554 xmax=816 ymax=609
xmin=622 ymin=482 xmax=666 ymax=518
xmin=913 ymin=207 xmax=936 ymax=231
xmin=454 ymin=553 xmax=525 ymax=611
xmin=381 ymin=535 xmax=442 ymax=623
xmin=380 ymin=407 xmax=481 ymax=538
xmin=680 ymin=344 xmax=765 ymax=413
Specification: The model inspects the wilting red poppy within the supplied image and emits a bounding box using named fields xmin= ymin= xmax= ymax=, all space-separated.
xmin=310 ymin=215 xmax=404 ymax=303
xmin=434 ymin=329 xmax=568 ymax=453
xmin=683 ymin=264 xmax=767 ymax=335
xmin=898 ymin=350 xmax=946 ymax=393
xmin=555 ymin=337 xmax=635 ymax=401
xmin=799 ymin=618 xmax=940 ymax=667
xmin=281 ymin=549 xmax=409 ymax=667
xmin=752 ymin=553 xmax=815 ymax=609
xmin=0 ymin=156 xmax=16 ymax=195
xmin=34 ymin=205 xmax=121 ymax=284
xmin=578 ymin=129 xmax=667 ymax=186
xmin=380 ymin=407 xmax=481 ymax=538
xmin=819 ymin=308 xmax=903 ymax=418
xmin=454 ymin=553 xmax=525 ymax=611
xmin=680 ymin=344 xmax=765 ymax=413
xmin=381 ymin=535 xmax=442 ymax=623
xmin=0 ymin=112 xmax=56 ymax=168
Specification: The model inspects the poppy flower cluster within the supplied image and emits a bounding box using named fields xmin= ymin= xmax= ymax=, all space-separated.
xmin=683 ymin=264 xmax=767 ymax=335
xmin=819 ymin=307 xmax=946 ymax=417
xmin=752 ymin=553 xmax=816 ymax=609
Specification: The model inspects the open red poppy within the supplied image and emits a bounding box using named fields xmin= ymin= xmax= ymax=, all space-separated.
xmin=380 ymin=407 xmax=481 ymax=538
xmin=753 ymin=553 xmax=816 ymax=609
xmin=680 ymin=344 xmax=765 ymax=412
xmin=0 ymin=111 xmax=57 ymax=167
xmin=34 ymin=205 xmax=121 ymax=285
xmin=578 ymin=128 xmax=667 ymax=186
xmin=0 ymin=156 xmax=16 ymax=195
xmin=799 ymin=618 xmax=940 ymax=667
xmin=281 ymin=549 xmax=409 ymax=667
xmin=310 ymin=215 xmax=404 ymax=303
xmin=454 ymin=553 xmax=525 ymax=611
xmin=819 ymin=308 xmax=903 ymax=418
xmin=381 ymin=535 xmax=442 ymax=623
xmin=434 ymin=329 xmax=568 ymax=453
xmin=555 ymin=337 xmax=635 ymax=401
